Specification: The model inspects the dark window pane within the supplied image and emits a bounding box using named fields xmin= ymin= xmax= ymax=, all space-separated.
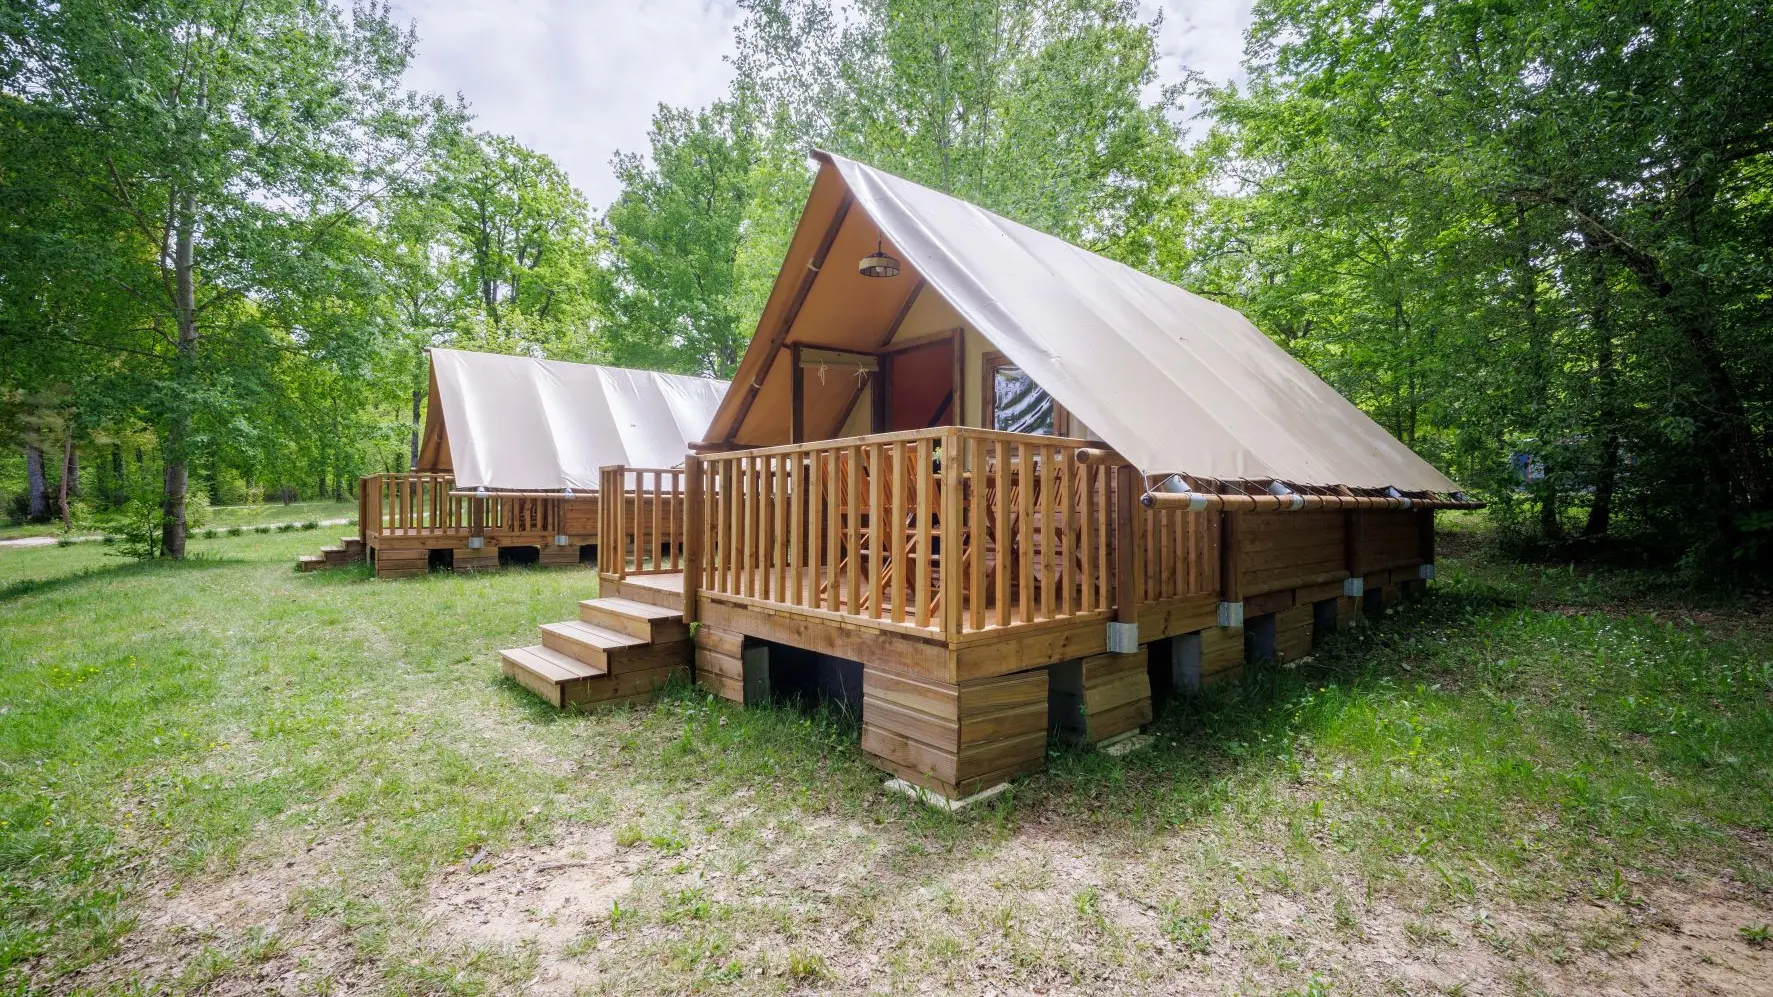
xmin=993 ymin=366 xmax=1054 ymax=435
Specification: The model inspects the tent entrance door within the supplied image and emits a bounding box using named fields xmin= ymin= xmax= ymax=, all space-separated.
xmin=880 ymin=330 xmax=960 ymax=433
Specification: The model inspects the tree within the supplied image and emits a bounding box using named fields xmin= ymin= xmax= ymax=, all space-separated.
xmin=1187 ymin=0 xmax=1773 ymax=564
xmin=595 ymin=102 xmax=763 ymax=377
xmin=3 ymin=0 xmax=449 ymax=557
xmin=433 ymin=132 xmax=597 ymax=358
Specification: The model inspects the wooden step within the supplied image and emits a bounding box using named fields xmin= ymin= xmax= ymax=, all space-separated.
xmin=539 ymin=619 xmax=647 ymax=670
xmin=579 ymin=597 xmax=688 ymax=643
xmin=296 ymin=554 xmax=325 ymax=572
xmin=320 ymin=545 xmax=362 ymax=565
xmin=340 ymin=536 xmax=365 ymax=550
xmin=500 ymin=645 xmax=606 ymax=707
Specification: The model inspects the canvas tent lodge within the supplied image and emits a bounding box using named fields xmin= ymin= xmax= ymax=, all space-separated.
xmin=491 ymin=150 xmax=1478 ymax=803
xmin=296 ymin=349 xmax=728 ymax=578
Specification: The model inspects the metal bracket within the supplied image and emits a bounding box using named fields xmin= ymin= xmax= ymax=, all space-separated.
xmin=1418 ymin=563 xmax=1436 ymax=580
xmin=1105 ymin=621 xmax=1140 ymax=654
xmin=1216 ymin=601 xmax=1244 ymax=628
xmin=1342 ymin=577 xmax=1365 ymax=597
xmin=467 ymin=536 xmax=485 ymax=550
xmin=554 ymin=534 xmax=570 ymax=547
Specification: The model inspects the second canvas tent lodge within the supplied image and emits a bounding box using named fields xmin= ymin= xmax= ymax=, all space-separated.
xmin=350 ymin=349 xmax=727 ymax=578
xmin=494 ymin=150 xmax=1479 ymax=802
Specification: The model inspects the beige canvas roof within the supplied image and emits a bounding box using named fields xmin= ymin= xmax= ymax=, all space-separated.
xmin=418 ymin=348 xmax=729 ymax=490
xmin=706 ymin=153 xmax=1461 ymax=493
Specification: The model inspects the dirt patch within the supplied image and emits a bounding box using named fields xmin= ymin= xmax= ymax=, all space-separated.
xmin=423 ymin=827 xmax=637 ymax=995
xmin=805 ymin=825 xmax=1773 ymax=996
xmin=51 ymin=838 xmax=357 ymax=996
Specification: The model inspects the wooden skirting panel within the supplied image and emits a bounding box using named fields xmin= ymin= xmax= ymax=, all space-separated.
xmin=366 ymin=534 xmax=594 ymax=579
xmin=563 ymin=664 xmax=686 ymax=709
xmin=1274 ymin=604 xmax=1314 ymax=663
xmin=1200 ymin=626 xmax=1244 ymax=685
xmin=861 ymin=667 xmax=1048 ymax=800
xmin=1079 ymin=654 xmax=1152 ymax=743
xmin=694 ymin=626 xmax=747 ymax=704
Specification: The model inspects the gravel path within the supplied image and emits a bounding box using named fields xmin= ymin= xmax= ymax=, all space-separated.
xmin=0 ymin=517 xmax=355 ymax=550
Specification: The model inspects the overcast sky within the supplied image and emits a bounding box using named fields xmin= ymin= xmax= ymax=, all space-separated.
xmin=387 ymin=1 xmax=1256 ymax=211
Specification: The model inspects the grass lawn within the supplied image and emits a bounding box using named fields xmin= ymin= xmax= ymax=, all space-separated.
xmin=0 ymin=500 xmax=358 ymax=541
xmin=1 ymin=520 xmax=1769 ymax=995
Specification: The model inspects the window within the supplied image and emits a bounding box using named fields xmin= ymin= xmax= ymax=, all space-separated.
xmin=982 ymin=351 xmax=1068 ymax=435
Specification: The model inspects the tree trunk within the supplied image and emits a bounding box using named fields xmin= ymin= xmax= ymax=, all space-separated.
xmin=410 ymin=387 xmax=422 ymax=470
xmin=66 ymin=444 xmax=79 ymax=498
xmin=161 ymin=191 xmax=198 ymax=559
xmin=1584 ymin=247 xmax=1617 ymax=539
xmin=59 ymin=434 xmax=73 ymax=530
xmin=1516 ymin=207 xmax=1560 ymax=540
xmin=110 ymin=443 xmax=125 ymax=506
xmin=1570 ymin=200 xmax=1766 ymax=519
xmin=26 ymin=445 xmax=48 ymax=520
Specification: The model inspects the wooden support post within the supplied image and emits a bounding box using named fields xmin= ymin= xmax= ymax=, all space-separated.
xmin=1218 ymin=510 xmax=1243 ymax=627
xmin=1113 ymin=464 xmax=1140 ymax=625
xmin=1109 ymin=464 xmax=1142 ymax=652
xmin=683 ymin=455 xmax=703 ymax=624
xmin=1345 ymin=510 xmax=1365 ymax=579
xmin=1417 ymin=508 xmax=1436 ymax=565
xmin=1342 ymin=509 xmax=1366 ymax=603
xmin=872 ymin=353 xmax=890 ymax=433
xmin=791 ymin=344 xmax=805 ymax=444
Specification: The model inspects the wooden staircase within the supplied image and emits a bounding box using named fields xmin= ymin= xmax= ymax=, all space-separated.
xmin=297 ymin=536 xmax=365 ymax=572
xmin=500 ymin=596 xmax=690 ymax=709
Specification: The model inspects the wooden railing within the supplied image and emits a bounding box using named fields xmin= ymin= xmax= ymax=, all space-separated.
xmin=599 ymin=466 xmax=686 ymax=580
xmin=688 ymin=427 xmax=1171 ymax=638
xmin=362 ymin=473 xmax=467 ymax=536
xmin=360 ymin=473 xmax=575 ymax=540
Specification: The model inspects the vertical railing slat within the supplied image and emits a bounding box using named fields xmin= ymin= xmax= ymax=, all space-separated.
xmin=867 ymin=443 xmax=883 ymax=619
xmin=824 ymin=447 xmax=840 ymax=613
xmin=891 ymin=441 xmax=906 ymax=625
xmin=915 ymin=440 xmax=931 ymax=628
xmin=968 ymin=436 xmax=985 ymax=633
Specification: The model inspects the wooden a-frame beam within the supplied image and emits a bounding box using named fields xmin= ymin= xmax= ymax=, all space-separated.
xmin=721 ymin=193 xmax=854 ymax=445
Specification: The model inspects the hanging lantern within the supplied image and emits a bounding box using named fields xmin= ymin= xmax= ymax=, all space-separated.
xmin=859 ymin=237 xmax=900 ymax=278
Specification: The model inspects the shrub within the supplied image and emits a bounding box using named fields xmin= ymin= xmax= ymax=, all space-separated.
xmin=227 ymin=525 xmax=244 ymax=537
xmin=300 ymin=520 xmax=319 ymax=531
xmin=102 ymin=500 xmax=165 ymax=559
xmin=254 ymin=525 xmax=272 ymax=534
xmin=201 ymin=527 xmax=219 ymax=539
xmin=276 ymin=522 xmax=296 ymax=533
xmin=55 ymin=536 xmax=75 ymax=548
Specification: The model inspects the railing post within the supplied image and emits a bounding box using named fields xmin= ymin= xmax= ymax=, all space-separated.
xmin=613 ymin=466 xmax=629 ymax=580
xmin=683 ymin=456 xmax=703 ymax=624
xmin=1110 ymin=463 xmax=1142 ymax=652
xmin=1342 ymin=510 xmax=1365 ymax=598
xmin=940 ymin=427 xmax=962 ymax=637
xmin=1219 ymin=510 xmax=1244 ymax=626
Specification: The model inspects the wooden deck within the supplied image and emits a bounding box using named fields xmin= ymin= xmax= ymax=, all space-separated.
xmin=505 ymin=427 xmax=1439 ymax=802
xmin=349 ymin=472 xmax=605 ymax=578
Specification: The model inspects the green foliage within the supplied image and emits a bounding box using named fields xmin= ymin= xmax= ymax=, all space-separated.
xmin=1183 ymin=0 xmax=1773 ymax=567
xmin=596 ymin=102 xmax=766 ymax=377
xmin=103 ymin=490 xmax=207 ymax=561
